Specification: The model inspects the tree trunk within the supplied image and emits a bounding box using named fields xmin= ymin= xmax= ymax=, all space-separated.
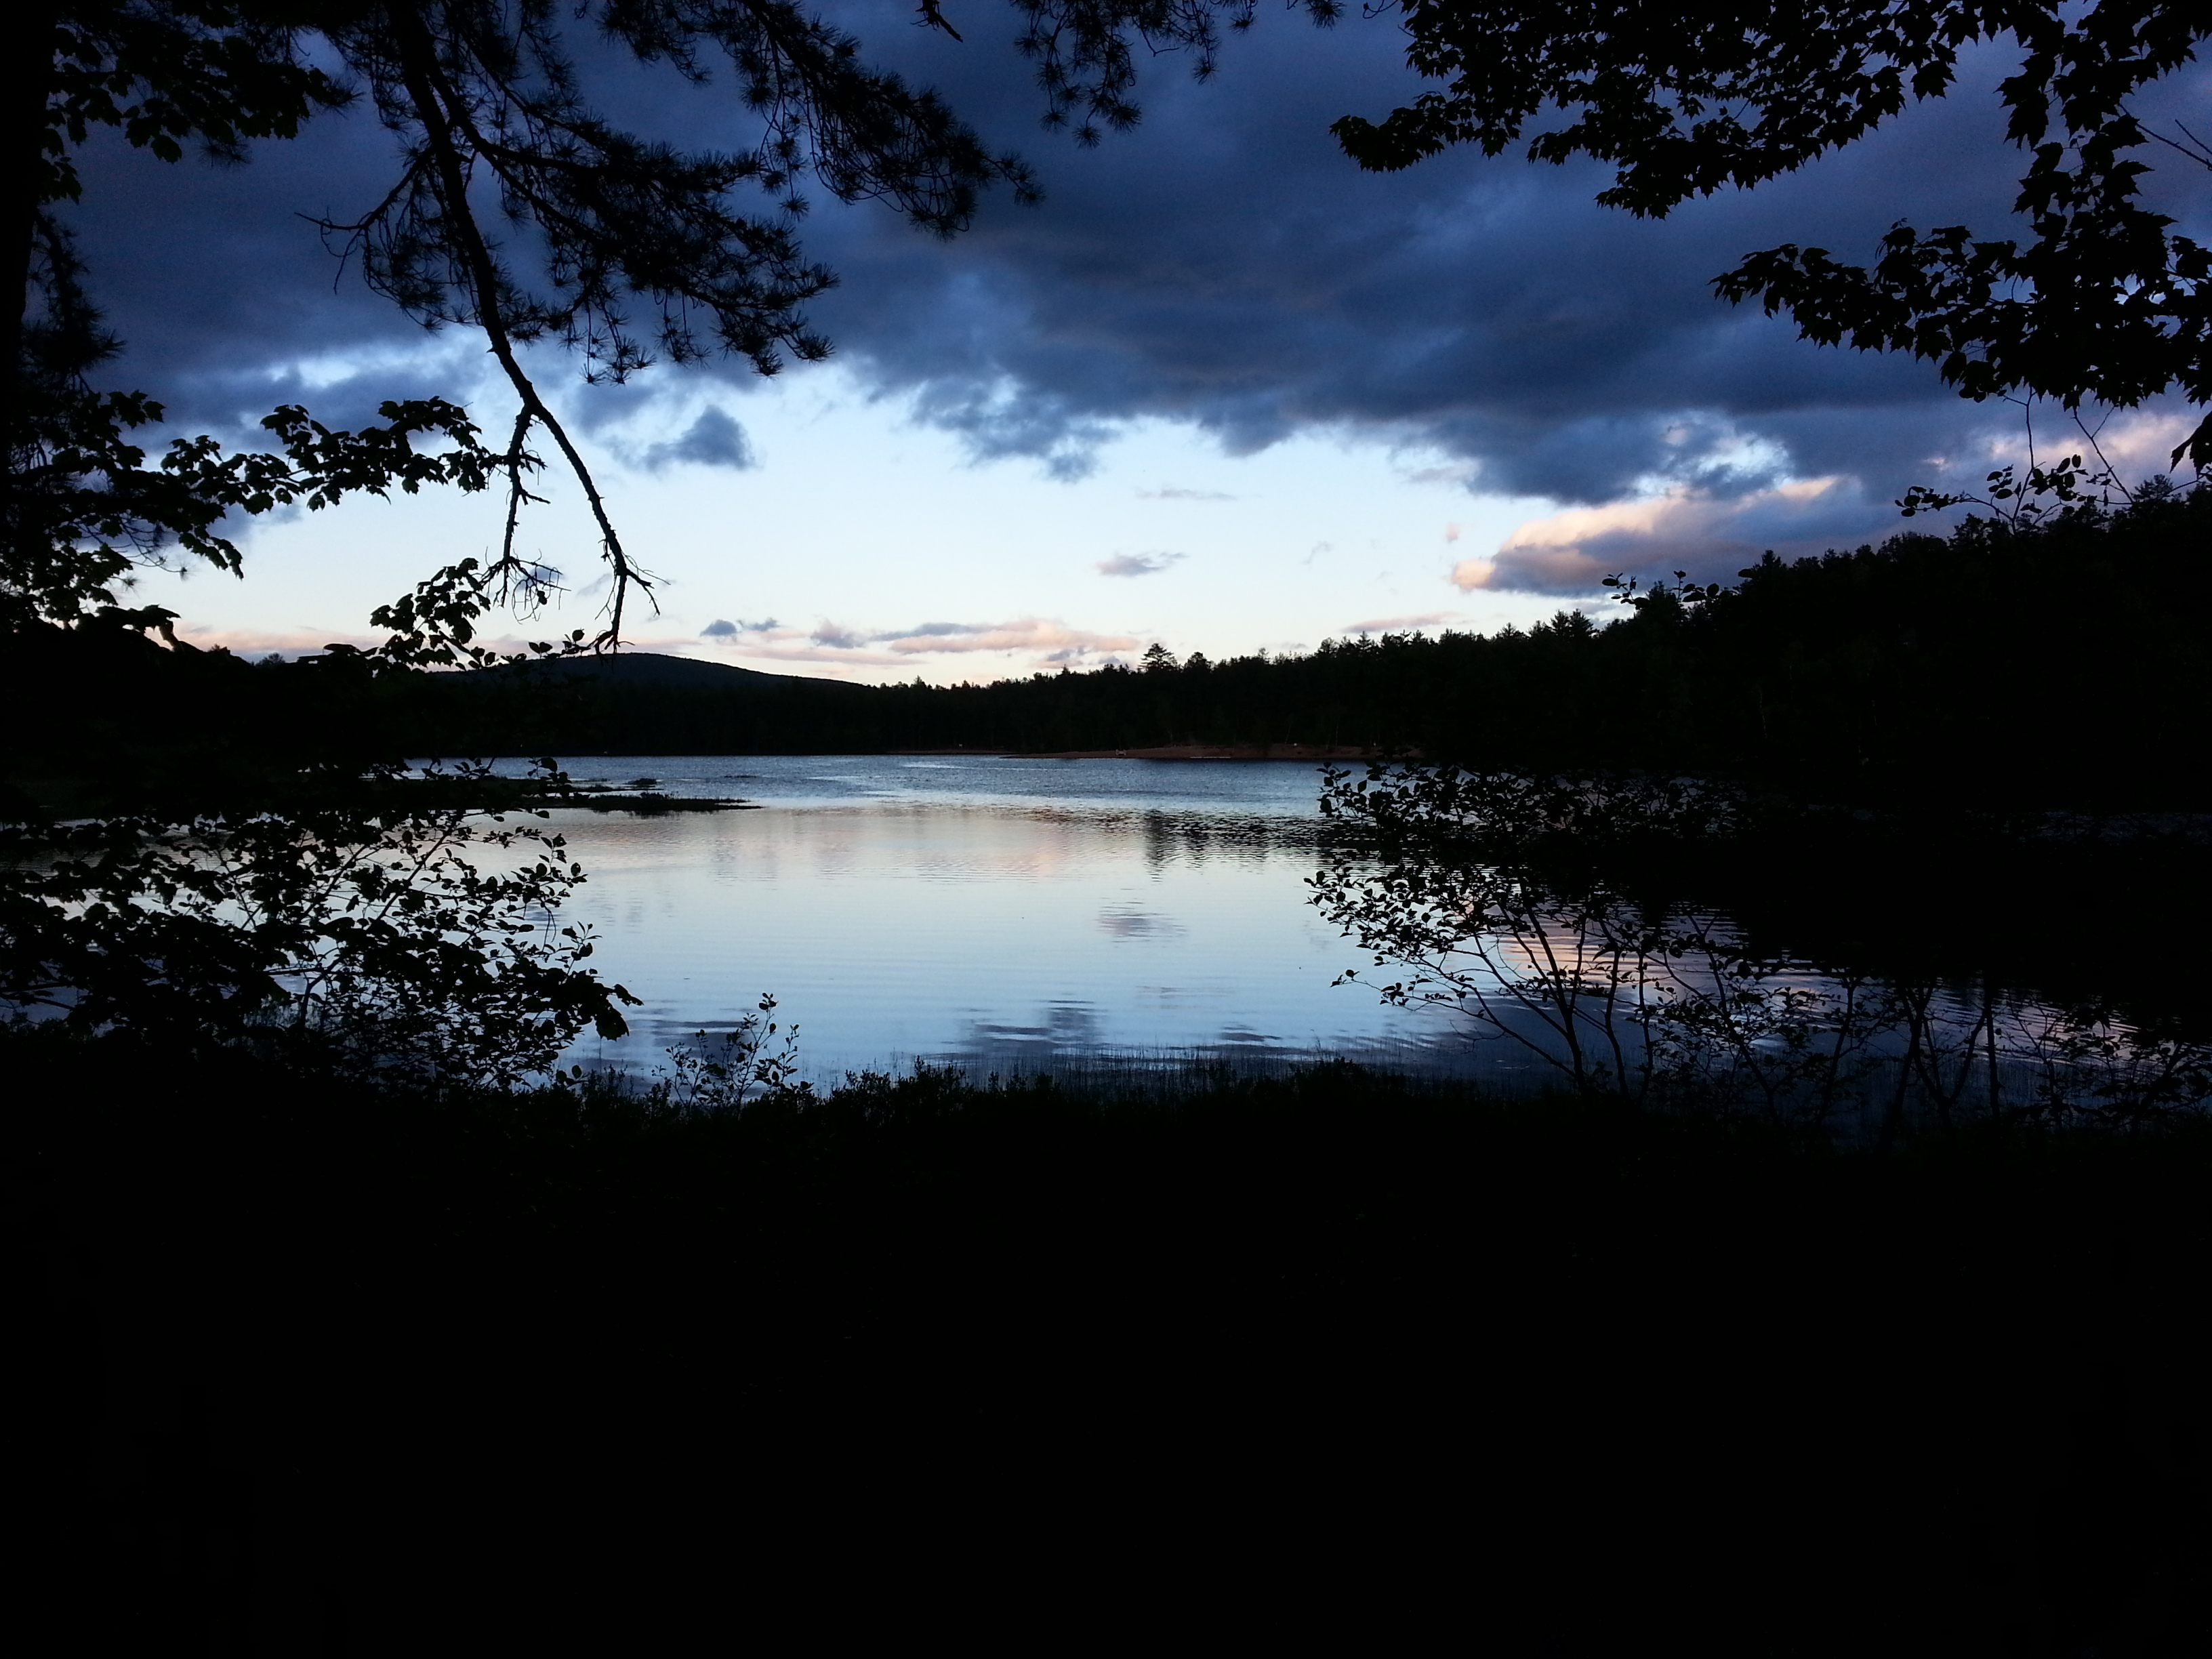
xmin=1 ymin=0 xmax=60 ymax=438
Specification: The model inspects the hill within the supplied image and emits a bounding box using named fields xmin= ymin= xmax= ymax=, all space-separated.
xmin=472 ymin=652 xmax=841 ymax=693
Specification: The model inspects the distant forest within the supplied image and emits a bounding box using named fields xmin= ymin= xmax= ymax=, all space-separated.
xmin=9 ymin=488 xmax=2206 ymax=816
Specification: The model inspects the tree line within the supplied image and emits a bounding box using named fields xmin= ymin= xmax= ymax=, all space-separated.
xmin=400 ymin=485 xmax=2207 ymax=811
xmin=9 ymin=483 xmax=2200 ymax=818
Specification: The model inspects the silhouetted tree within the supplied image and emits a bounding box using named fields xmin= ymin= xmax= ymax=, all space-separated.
xmin=8 ymin=0 xmax=1327 ymax=644
xmin=1334 ymin=1 xmax=2211 ymax=469
xmin=3 ymin=0 xmax=1338 ymax=1071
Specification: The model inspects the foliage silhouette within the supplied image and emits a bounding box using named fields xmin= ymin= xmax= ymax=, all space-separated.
xmin=1334 ymin=0 xmax=2211 ymax=469
xmin=1309 ymin=760 xmax=2212 ymax=1129
xmin=3 ymin=193 xmax=627 ymax=1076
xmin=659 ymin=991 xmax=811 ymax=1109
xmin=9 ymin=0 xmax=1333 ymax=644
xmin=0 ymin=762 xmax=638 ymax=1084
xmin=4 ymin=5 xmax=1340 ymax=1090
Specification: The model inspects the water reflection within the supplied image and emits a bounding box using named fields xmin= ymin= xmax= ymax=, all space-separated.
xmin=482 ymin=754 xmax=2212 ymax=1122
xmin=524 ymin=756 xmax=1462 ymax=1082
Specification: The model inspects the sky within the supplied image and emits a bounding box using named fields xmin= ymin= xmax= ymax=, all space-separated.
xmin=64 ymin=5 xmax=2208 ymax=682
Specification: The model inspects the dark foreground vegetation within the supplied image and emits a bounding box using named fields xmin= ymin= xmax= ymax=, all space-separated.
xmin=9 ymin=491 xmax=2207 ymax=819
xmin=18 ymin=1025 xmax=2208 ymax=1647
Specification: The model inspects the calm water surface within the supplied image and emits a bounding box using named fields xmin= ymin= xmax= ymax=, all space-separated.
xmin=499 ymin=756 xmax=1473 ymax=1082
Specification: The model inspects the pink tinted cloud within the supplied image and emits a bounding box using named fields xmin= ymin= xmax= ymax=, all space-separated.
xmin=881 ymin=619 xmax=1139 ymax=656
xmin=173 ymin=623 xmax=377 ymax=657
xmin=1458 ymin=478 xmax=1864 ymax=594
xmin=665 ymin=617 xmax=1141 ymax=673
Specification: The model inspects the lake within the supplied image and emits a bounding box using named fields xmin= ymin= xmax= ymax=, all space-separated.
xmin=507 ymin=756 xmax=1478 ymax=1085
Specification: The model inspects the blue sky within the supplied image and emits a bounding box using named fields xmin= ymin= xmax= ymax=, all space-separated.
xmin=69 ymin=7 xmax=2207 ymax=680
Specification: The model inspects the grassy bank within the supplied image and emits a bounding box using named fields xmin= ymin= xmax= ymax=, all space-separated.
xmin=17 ymin=1027 xmax=2208 ymax=1647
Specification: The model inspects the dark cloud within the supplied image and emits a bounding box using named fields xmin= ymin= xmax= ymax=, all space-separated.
xmin=52 ymin=14 xmax=2207 ymax=578
xmin=796 ymin=19 xmax=2062 ymax=514
xmin=63 ymin=110 xmax=451 ymax=438
xmin=636 ymin=407 xmax=756 ymax=471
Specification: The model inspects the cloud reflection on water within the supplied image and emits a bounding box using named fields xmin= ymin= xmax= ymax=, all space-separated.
xmin=514 ymin=756 xmax=1469 ymax=1082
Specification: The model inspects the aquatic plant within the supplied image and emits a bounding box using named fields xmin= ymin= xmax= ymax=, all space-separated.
xmin=657 ymin=994 xmax=811 ymax=1111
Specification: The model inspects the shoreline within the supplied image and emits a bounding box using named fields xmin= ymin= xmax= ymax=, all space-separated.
xmin=890 ymin=743 xmax=1403 ymax=762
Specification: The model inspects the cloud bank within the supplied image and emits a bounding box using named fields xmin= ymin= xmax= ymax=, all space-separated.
xmin=53 ymin=16 xmax=2209 ymax=604
xmin=689 ymin=615 xmax=1139 ymax=669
